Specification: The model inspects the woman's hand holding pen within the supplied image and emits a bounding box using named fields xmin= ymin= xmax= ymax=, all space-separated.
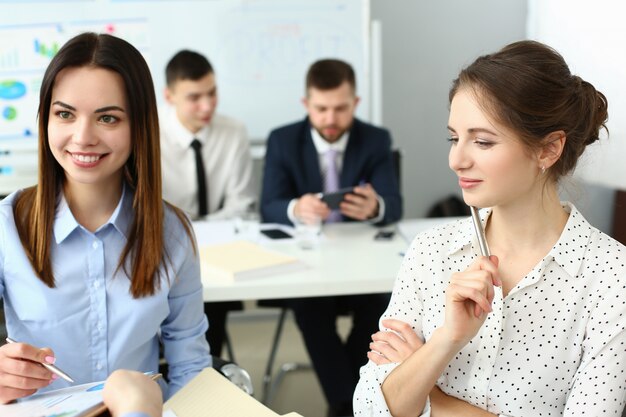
xmin=441 ymin=255 xmax=501 ymax=347
xmin=0 ymin=341 xmax=56 ymax=403
xmin=368 ymin=256 xmax=501 ymax=366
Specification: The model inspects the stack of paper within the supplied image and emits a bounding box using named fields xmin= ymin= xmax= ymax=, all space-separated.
xmin=200 ymin=240 xmax=306 ymax=281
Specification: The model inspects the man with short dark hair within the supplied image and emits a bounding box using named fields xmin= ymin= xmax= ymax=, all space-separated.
xmin=261 ymin=59 xmax=402 ymax=416
xmin=161 ymin=50 xmax=255 ymax=220
xmin=262 ymin=59 xmax=401 ymax=227
xmin=160 ymin=50 xmax=255 ymax=358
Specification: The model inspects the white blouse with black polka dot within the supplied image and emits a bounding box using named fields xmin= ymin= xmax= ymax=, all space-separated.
xmin=354 ymin=203 xmax=626 ymax=417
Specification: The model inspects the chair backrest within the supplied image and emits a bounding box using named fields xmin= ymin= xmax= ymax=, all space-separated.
xmin=391 ymin=148 xmax=401 ymax=189
xmin=426 ymin=194 xmax=470 ymax=218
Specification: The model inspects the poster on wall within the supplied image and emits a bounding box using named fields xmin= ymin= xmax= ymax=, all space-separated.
xmin=0 ymin=0 xmax=371 ymax=195
xmin=0 ymin=16 xmax=149 ymax=194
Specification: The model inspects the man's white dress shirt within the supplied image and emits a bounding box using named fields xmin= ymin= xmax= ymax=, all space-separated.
xmin=160 ymin=108 xmax=255 ymax=220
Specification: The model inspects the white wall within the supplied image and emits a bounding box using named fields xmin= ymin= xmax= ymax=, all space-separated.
xmin=369 ymin=1 xmax=615 ymax=234
xmin=370 ymin=1 xmax=528 ymax=218
xmin=528 ymin=0 xmax=626 ymax=192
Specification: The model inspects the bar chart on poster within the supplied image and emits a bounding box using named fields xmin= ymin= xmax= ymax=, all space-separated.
xmin=0 ymin=15 xmax=153 ymax=193
xmin=0 ymin=0 xmax=371 ymax=194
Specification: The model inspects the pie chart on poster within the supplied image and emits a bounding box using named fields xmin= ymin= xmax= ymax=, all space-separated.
xmin=2 ymin=106 xmax=17 ymax=121
xmin=0 ymin=80 xmax=26 ymax=100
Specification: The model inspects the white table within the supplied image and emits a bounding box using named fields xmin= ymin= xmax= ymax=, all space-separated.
xmin=194 ymin=218 xmax=459 ymax=302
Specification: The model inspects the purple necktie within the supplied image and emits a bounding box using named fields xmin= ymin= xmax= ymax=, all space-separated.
xmin=324 ymin=149 xmax=342 ymax=223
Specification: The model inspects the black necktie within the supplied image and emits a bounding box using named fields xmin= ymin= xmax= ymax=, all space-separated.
xmin=190 ymin=139 xmax=208 ymax=217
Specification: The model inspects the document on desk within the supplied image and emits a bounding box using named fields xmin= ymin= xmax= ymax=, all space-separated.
xmin=164 ymin=367 xmax=302 ymax=417
xmin=0 ymin=379 xmax=106 ymax=417
xmin=200 ymin=240 xmax=307 ymax=282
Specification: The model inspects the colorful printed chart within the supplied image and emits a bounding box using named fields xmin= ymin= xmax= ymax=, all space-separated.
xmin=0 ymin=380 xmax=105 ymax=417
xmin=0 ymin=20 xmax=148 ymax=142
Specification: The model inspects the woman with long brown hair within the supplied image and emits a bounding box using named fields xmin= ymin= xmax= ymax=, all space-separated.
xmin=0 ymin=32 xmax=210 ymax=403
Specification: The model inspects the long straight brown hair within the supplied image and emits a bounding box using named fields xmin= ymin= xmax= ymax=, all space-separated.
xmin=14 ymin=32 xmax=194 ymax=298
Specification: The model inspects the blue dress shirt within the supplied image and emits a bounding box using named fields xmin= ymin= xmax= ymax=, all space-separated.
xmin=0 ymin=186 xmax=211 ymax=398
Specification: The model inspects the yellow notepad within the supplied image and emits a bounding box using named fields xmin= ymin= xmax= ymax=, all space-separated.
xmin=200 ymin=240 xmax=305 ymax=281
xmin=164 ymin=368 xmax=302 ymax=417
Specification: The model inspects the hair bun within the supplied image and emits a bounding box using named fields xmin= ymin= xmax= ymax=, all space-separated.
xmin=575 ymin=78 xmax=608 ymax=148
xmin=584 ymin=134 xmax=600 ymax=146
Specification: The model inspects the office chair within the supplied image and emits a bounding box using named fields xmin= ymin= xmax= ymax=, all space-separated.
xmin=158 ymin=344 xmax=253 ymax=396
xmin=256 ymin=303 xmax=310 ymax=404
xmin=211 ymin=355 xmax=254 ymax=395
xmin=257 ymin=148 xmax=402 ymax=405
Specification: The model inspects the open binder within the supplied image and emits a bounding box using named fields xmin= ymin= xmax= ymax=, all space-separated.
xmin=164 ymin=367 xmax=302 ymax=417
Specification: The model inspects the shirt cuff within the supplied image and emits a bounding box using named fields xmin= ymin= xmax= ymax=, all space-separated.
xmin=367 ymin=195 xmax=385 ymax=224
xmin=287 ymin=198 xmax=299 ymax=225
xmin=120 ymin=412 xmax=152 ymax=417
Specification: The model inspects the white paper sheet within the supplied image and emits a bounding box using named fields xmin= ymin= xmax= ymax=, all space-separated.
xmin=0 ymin=380 xmax=105 ymax=417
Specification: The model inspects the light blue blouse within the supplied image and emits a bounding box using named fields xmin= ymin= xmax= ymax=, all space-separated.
xmin=0 ymin=186 xmax=211 ymax=398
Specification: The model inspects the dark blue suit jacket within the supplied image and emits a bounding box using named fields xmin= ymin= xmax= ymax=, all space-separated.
xmin=261 ymin=117 xmax=402 ymax=226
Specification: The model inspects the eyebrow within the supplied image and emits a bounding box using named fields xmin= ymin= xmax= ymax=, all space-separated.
xmin=186 ymin=87 xmax=217 ymax=97
xmin=52 ymin=101 xmax=125 ymax=113
xmin=447 ymin=125 xmax=498 ymax=136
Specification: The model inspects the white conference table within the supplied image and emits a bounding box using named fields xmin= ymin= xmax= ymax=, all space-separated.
xmin=194 ymin=217 xmax=460 ymax=302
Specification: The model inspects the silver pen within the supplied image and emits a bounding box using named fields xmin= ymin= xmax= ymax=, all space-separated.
xmin=470 ymin=206 xmax=491 ymax=257
xmin=5 ymin=337 xmax=75 ymax=383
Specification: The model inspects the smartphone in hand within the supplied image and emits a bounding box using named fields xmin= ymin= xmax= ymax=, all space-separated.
xmin=319 ymin=186 xmax=354 ymax=210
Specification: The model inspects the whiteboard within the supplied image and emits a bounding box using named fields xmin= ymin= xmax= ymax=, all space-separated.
xmin=527 ymin=0 xmax=626 ymax=191
xmin=0 ymin=0 xmax=371 ymax=194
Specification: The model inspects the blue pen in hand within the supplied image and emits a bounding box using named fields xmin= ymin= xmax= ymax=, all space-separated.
xmin=5 ymin=337 xmax=75 ymax=383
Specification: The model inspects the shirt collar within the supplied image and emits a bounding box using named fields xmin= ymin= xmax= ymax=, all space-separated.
xmin=310 ymin=127 xmax=349 ymax=154
xmin=53 ymin=183 xmax=132 ymax=243
xmin=547 ymin=202 xmax=592 ymax=279
xmin=448 ymin=202 xmax=591 ymax=279
xmin=447 ymin=209 xmax=487 ymax=257
xmin=165 ymin=106 xmax=211 ymax=147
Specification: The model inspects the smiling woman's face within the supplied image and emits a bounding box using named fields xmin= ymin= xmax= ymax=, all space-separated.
xmin=447 ymin=89 xmax=540 ymax=209
xmin=47 ymin=66 xmax=131 ymax=192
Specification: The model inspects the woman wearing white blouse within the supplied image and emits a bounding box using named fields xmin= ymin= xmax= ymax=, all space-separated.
xmin=354 ymin=40 xmax=625 ymax=416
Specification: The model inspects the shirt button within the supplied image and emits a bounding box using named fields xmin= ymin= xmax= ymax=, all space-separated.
xmin=97 ymin=322 xmax=103 ymax=331
xmin=93 ymin=281 xmax=100 ymax=289
xmin=92 ymin=241 xmax=98 ymax=249
xmin=96 ymin=362 xmax=102 ymax=370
